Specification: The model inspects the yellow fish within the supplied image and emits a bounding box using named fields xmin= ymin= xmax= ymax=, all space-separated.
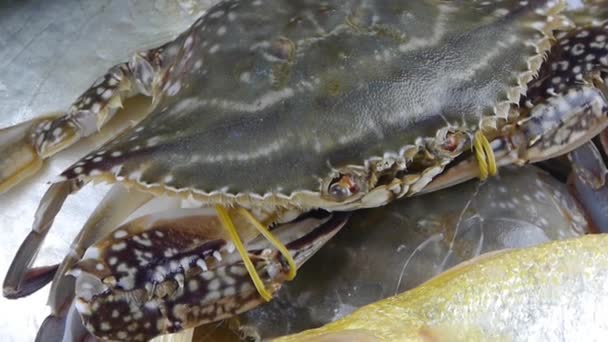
xmin=276 ymin=234 xmax=608 ymax=342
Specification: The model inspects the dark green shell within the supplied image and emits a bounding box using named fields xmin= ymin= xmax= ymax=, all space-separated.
xmin=63 ymin=0 xmax=558 ymax=198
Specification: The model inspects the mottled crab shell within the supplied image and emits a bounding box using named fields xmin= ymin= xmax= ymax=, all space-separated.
xmin=525 ymin=1 xmax=608 ymax=107
xmin=60 ymin=0 xmax=564 ymax=211
xmin=71 ymin=209 xmax=348 ymax=340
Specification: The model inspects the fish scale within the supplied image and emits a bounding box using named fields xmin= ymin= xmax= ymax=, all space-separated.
xmin=277 ymin=234 xmax=608 ymax=342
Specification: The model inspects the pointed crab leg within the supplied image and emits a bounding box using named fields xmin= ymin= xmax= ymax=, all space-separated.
xmin=2 ymin=181 xmax=154 ymax=304
xmin=47 ymin=185 xmax=155 ymax=314
xmin=70 ymin=208 xmax=348 ymax=341
xmin=3 ymin=180 xmax=81 ymax=298
xmin=2 ymin=264 xmax=59 ymax=300
xmin=0 ymin=48 xmax=165 ymax=194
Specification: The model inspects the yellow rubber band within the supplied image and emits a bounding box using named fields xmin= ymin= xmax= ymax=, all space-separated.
xmin=214 ymin=206 xmax=273 ymax=302
xmin=237 ymin=208 xmax=298 ymax=281
xmin=473 ymin=131 xmax=497 ymax=181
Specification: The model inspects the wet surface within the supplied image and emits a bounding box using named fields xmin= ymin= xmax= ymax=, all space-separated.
xmin=0 ymin=1 xmax=217 ymax=340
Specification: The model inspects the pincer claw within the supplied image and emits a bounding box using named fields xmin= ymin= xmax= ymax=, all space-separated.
xmin=68 ymin=208 xmax=348 ymax=341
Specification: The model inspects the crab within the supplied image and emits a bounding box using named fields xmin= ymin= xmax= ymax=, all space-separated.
xmin=1 ymin=0 xmax=608 ymax=340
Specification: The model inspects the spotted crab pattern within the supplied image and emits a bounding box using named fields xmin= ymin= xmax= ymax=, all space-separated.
xmin=2 ymin=1 xmax=608 ymax=341
xmin=72 ymin=209 xmax=346 ymax=339
xmin=514 ymin=11 xmax=608 ymax=162
xmin=526 ymin=21 xmax=608 ymax=103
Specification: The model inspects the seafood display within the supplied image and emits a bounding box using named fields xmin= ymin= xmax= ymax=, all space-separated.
xmin=0 ymin=0 xmax=607 ymax=341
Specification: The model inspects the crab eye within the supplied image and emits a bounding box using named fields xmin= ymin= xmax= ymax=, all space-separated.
xmin=327 ymin=174 xmax=360 ymax=201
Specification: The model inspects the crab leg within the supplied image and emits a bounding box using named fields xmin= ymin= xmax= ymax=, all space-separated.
xmin=568 ymin=138 xmax=608 ymax=233
xmin=2 ymin=264 xmax=59 ymax=300
xmin=3 ymin=180 xmax=81 ymax=298
xmin=568 ymin=141 xmax=607 ymax=190
xmin=0 ymin=49 xmax=164 ymax=194
xmin=47 ymin=185 xmax=155 ymax=314
xmin=69 ymin=208 xmax=347 ymax=341
xmin=2 ymin=182 xmax=154 ymax=303
xmin=36 ymin=300 xmax=93 ymax=342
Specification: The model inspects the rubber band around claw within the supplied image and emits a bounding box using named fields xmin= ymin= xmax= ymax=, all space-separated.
xmin=473 ymin=131 xmax=497 ymax=181
xmin=237 ymin=208 xmax=297 ymax=281
xmin=214 ymin=206 xmax=297 ymax=302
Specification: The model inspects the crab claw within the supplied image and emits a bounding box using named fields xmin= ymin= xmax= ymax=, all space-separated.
xmin=69 ymin=208 xmax=348 ymax=341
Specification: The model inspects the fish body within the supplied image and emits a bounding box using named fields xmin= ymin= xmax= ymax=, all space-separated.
xmin=277 ymin=234 xmax=608 ymax=342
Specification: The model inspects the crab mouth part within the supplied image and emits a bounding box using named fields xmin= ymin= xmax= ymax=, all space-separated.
xmin=70 ymin=208 xmax=349 ymax=341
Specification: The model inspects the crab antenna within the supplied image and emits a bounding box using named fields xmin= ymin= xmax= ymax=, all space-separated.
xmin=474 ymin=131 xmax=497 ymax=180
xmin=214 ymin=206 xmax=273 ymax=301
xmin=237 ymin=208 xmax=297 ymax=281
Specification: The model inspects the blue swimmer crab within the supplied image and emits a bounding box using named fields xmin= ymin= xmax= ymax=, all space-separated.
xmin=2 ymin=0 xmax=608 ymax=340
